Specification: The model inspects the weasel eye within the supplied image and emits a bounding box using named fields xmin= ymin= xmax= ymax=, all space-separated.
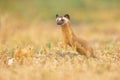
xmin=61 ymin=19 xmax=64 ymax=21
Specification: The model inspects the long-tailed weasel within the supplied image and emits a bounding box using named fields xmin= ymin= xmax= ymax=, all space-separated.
xmin=56 ymin=14 xmax=95 ymax=57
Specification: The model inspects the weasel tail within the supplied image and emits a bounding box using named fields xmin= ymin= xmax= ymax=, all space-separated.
xmin=56 ymin=14 xmax=95 ymax=58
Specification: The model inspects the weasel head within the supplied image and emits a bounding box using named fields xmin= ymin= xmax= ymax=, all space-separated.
xmin=56 ymin=14 xmax=70 ymax=26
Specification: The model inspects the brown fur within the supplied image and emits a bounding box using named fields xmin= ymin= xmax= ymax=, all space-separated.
xmin=60 ymin=21 xmax=95 ymax=57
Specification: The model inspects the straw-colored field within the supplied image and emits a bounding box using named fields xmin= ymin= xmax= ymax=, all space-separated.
xmin=0 ymin=10 xmax=120 ymax=80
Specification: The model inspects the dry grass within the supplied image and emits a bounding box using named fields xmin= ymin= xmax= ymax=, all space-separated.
xmin=0 ymin=13 xmax=120 ymax=80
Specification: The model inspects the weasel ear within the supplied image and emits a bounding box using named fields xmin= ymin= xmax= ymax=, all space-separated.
xmin=56 ymin=14 xmax=59 ymax=18
xmin=64 ymin=14 xmax=70 ymax=20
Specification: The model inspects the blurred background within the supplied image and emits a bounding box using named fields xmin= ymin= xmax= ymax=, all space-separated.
xmin=0 ymin=1 xmax=120 ymax=80
xmin=0 ymin=0 xmax=119 ymax=22
xmin=0 ymin=0 xmax=120 ymax=48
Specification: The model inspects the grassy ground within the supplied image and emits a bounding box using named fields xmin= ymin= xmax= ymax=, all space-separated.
xmin=0 ymin=10 xmax=120 ymax=80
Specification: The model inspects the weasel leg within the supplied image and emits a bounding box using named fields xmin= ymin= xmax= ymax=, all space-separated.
xmin=72 ymin=43 xmax=77 ymax=52
xmin=62 ymin=41 xmax=67 ymax=52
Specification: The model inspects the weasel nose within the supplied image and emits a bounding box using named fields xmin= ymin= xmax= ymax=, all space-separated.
xmin=57 ymin=20 xmax=63 ymax=25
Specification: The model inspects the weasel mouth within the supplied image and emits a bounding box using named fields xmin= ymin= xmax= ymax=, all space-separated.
xmin=56 ymin=21 xmax=64 ymax=25
xmin=57 ymin=22 xmax=63 ymax=25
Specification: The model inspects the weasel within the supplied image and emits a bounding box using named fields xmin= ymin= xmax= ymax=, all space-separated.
xmin=56 ymin=14 xmax=95 ymax=57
